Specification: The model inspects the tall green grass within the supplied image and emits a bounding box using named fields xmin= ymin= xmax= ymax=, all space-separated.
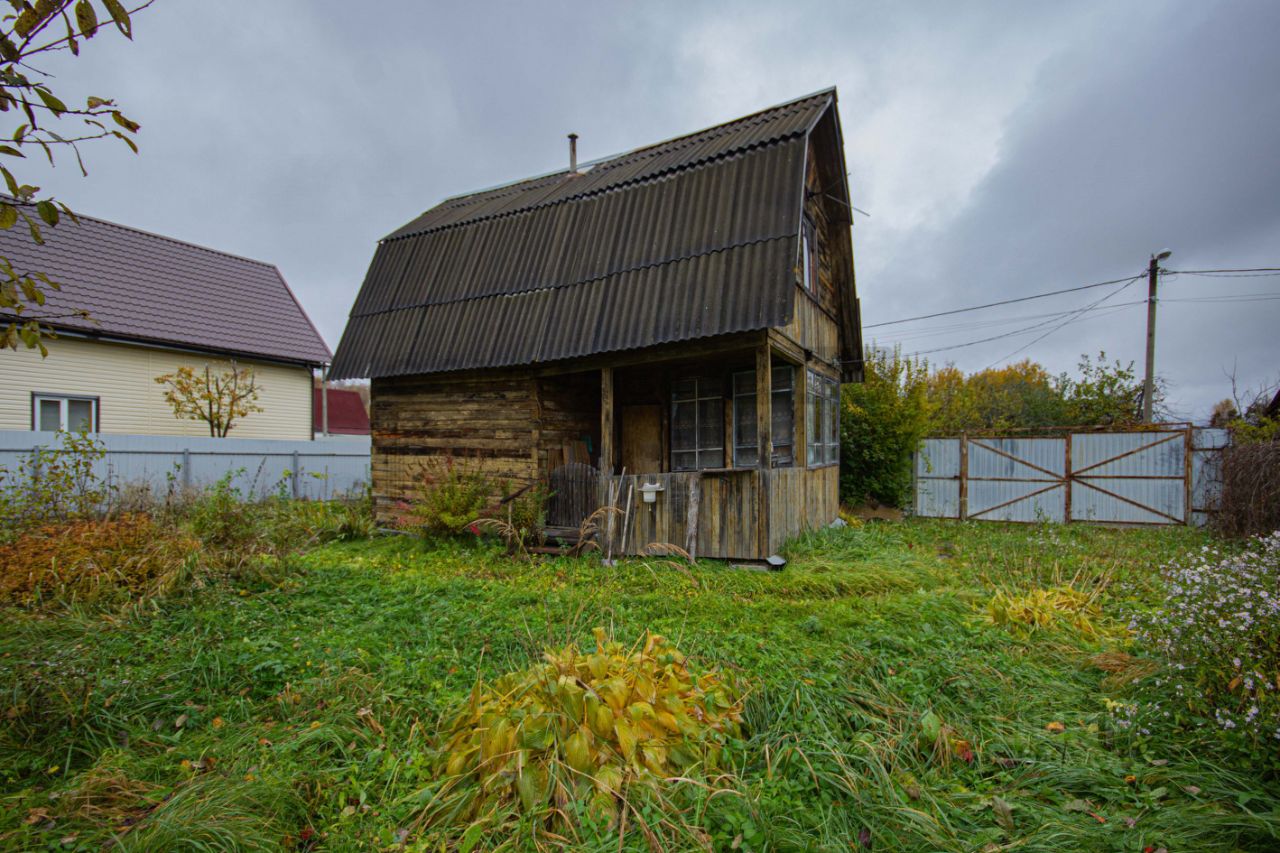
xmin=1 ymin=519 xmax=1275 ymax=851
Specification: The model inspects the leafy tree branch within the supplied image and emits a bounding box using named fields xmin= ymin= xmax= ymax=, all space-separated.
xmin=0 ymin=0 xmax=154 ymax=355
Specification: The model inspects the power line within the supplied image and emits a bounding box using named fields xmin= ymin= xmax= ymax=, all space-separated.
xmin=864 ymin=274 xmax=1145 ymax=329
xmin=879 ymin=300 xmax=1147 ymax=344
xmin=979 ymin=277 xmax=1142 ymax=369
xmin=1167 ymin=267 xmax=1280 ymax=275
xmin=879 ymin=277 xmax=1143 ymax=358
xmin=868 ymin=266 xmax=1279 ymax=331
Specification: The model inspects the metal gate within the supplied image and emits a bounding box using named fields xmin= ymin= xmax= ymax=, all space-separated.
xmin=545 ymin=463 xmax=600 ymax=528
xmin=915 ymin=427 xmax=1226 ymax=526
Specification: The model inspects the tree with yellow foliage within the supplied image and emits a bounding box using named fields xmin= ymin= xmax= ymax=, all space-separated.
xmin=154 ymin=362 xmax=262 ymax=438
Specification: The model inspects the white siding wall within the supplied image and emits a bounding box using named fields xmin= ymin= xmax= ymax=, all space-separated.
xmin=0 ymin=337 xmax=314 ymax=439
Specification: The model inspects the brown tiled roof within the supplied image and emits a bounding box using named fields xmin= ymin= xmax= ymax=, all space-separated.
xmin=0 ymin=206 xmax=331 ymax=365
xmin=330 ymin=89 xmax=850 ymax=380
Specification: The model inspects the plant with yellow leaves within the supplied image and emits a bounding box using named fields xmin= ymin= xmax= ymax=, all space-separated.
xmin=417 ymin=628 xmax=745 ymax=839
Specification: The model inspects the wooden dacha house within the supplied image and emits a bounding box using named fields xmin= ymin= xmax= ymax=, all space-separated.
xmin=330 ymin=89 xmax=864 ymax=560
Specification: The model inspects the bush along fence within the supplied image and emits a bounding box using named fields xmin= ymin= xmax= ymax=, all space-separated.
xmin=913 ymin=425 xmax=1227 ymax=526
xmin=0 ymin=430 xmax=370 ymax=502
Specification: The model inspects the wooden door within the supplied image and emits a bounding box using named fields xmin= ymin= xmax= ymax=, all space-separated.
xmin=620 ymin=404 xmax=663 ymax=473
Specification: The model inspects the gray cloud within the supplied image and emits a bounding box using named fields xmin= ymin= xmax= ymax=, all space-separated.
xmin=15 ymin=0 xmax=1278 ymax=419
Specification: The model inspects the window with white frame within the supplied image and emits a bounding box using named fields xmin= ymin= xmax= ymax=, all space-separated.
xmin=33 ymin=394 xmax=97 ymax=432
xmin=732 ymin=365 xmax=796 ymax=468
xmin=671 ymin=376 xmax=723 ymax=471
xmin=806 ymin=371 xmax=839 ymax=467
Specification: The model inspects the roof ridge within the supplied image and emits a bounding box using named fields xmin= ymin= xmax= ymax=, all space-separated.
xmin=353 ymin=232 xmax=796 ymax=319
xmin=418 ymin=88 xmax=834 ymax=223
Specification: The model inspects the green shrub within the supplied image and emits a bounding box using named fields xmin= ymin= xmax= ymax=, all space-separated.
xmin=840 ymin=346 xmax=932 ymax=507
xmin=0 ymin=430 xmax=110 ymax=542
xmin=401 ymin=459 xmax=492 ymax=536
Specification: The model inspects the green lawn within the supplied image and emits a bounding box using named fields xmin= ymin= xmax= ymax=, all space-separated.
xmin=2 ymin=520 xmax=1277 ymax=851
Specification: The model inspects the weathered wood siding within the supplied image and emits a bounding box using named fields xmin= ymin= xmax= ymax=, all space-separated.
xmin=534 ymin=372 xmax=599 ymax=472
xmin=779 ymin=290 xmax=841 ymax=365
xmin=766 ymin=466 xmax=839 ymax=552
xmin=602 ymin=465 xmax=838 ymax=561
xmin=370 ymin=374 xmax=539 ymax=520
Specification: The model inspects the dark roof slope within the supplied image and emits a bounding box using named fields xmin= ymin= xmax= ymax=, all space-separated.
xmin=331 ymin=89 xmax=841 ymax=380
xmin=0 ymin=208 xmax=331 ymax=365
xmin=314 ymin=387 xmax=370 ymax=434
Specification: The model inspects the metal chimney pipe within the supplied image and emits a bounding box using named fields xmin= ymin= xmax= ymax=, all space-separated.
xmin=568 ymin=133 xmax=578 ymax=173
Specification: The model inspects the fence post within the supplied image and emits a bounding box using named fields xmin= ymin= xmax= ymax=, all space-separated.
xmin=1184 ymin=428 xmax=1193 ymax=526
xmin=291 ymin=450 xmax=300 ymax=499
xmin=182 ymin=448 xmax=192 ymax=490
xmin=1064 ymin=433 xmax=1073 ymax=524
xmin=958 ymin=435 xmax=968 ymax=520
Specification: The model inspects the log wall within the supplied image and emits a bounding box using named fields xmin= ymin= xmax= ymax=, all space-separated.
xmin=370 ymin=374 xmax=539 ymax=521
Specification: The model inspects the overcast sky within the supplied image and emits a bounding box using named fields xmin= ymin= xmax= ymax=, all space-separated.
xmin=20 ymin=0 xmax=1280 ymax=421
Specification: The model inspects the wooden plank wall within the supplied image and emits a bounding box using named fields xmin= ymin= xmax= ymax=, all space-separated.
xmin=370 ymin=374 xmax=539 ymax=521
xmin=780 ymin=292 xmax=841 ymax=367
xmin=534 ymin=372 xmax=599 ymax=474
xmin=598 ymin=473 xmax=694 ymax=557
xmin=600 ymin=471 xmax=762 ymax=560
xmin=767 ymin=466 xmax=840 ymax=553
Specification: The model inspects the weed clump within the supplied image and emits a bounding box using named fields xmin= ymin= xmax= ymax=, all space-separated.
xmin=984 ymin=582 xmax=1110 ymax=638
xmin=421 ymin=629 xmax=745 ymax=837
xmin=0 ymin=515 xmax=198 ymax=607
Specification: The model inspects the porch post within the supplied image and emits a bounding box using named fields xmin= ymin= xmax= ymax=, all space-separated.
xmin=600 ymin=367 xmax=614 ymax=474
xmin=756 ymin=344 xmax=772 ymax=556
xmin=755 ymin=345 xmax=772 ymax=468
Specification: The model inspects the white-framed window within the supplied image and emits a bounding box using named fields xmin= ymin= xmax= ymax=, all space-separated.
xmin=806 ymin=371 xmax=839 ymax=467
xmin=671 ymin=376 xmax=723 ymax=471
xmin=732 ymin=364 xmax=796 ymax=468
xmin=33 ymin=393 xmax=98 ymax=432
xmin=801 ymin=215 xmax=817 ymax=293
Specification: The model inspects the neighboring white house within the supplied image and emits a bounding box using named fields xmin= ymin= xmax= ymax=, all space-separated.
xmin=0 ymin=206 xmax=331 ymax=439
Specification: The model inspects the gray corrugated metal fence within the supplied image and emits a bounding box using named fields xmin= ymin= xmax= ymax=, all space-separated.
xmin=0 ymin=431 xmax=370 ymax=501
xmin=914 ymin=427 xmax=1227 ymax=526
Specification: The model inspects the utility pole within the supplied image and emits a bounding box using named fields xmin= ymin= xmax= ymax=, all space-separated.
xmin=1143 ymin=249 xmax=1171 ymax=423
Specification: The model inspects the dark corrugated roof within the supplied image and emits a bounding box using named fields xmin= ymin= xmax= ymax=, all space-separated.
xmin=0 ymin=208 xmax=331 ymax=365
xmin=331 ymin=89 xmax=838 ymax=380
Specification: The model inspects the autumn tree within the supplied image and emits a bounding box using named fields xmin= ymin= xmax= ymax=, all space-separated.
xmin=0 ymin=0 xmax=148 ymax=354
xmin=155 ymin=363 xmax=263 ymax=438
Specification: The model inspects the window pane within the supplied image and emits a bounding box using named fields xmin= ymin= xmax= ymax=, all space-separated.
xmin=699 ymin=376 xmax=723 ymax=397
xmin=696 ymin=398 xmax=722 ymax=448
xmin=38 ymin=398 xmax=61 ymax=431
xmin=68 ymin=399 xmax=94 ymax=432
xmin=734 ymin=394 xmax=756 ymax=447
xmin=672 ymin=451 xmax=696 ymax=471
xmin=697 ymin=449 xmax=724 ymax=470
xmin=801 ymin=224 xmax=813 ymax=291
xmin=672 ymin=378 xmax=697 ymax=401
xmin=735 ymin=447 xmax=758 ymax=467
xmin=771 ymin=364 xmax=793 ymax=391
xmin=672 ymin=401 xmax=695 ymax=451
xmin=733 ymin=370 xmax=754 ymax=395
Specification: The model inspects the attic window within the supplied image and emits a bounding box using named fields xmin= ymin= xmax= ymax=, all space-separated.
xmin=801 ymin=215 xmax=817 ymax=293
